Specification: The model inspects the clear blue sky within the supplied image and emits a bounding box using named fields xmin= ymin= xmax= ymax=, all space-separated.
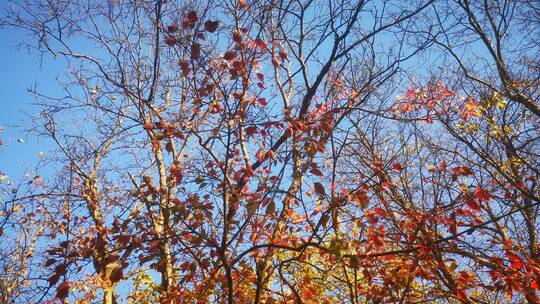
xmin=0 ymin=24 xmax=64 ymax=179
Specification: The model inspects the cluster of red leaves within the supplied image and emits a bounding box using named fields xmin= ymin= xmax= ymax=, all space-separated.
xmin=392 ymin=82 xmax=457 ymax=122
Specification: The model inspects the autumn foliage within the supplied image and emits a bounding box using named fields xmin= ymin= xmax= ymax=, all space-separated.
xmin=1 ymin=0 xmax=540 ymax=303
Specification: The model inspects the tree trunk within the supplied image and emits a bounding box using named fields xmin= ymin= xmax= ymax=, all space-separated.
xmin=103 ymin=287 xmax=117 ymax=304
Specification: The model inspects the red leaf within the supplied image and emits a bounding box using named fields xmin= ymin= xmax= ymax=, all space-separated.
xmin=373 ymin=207 xmax=386 ymax=217
xmin=245 ymin=126 xmax=258 ymax=136
xmin=279 ymin=50 xmax=288 ymax=61
xmin=164 ymin=36 xmax=176 ymax=46
xmin=204 ymin=20 xmax=219 ymax=33
xmin=167 ymin=23 xmax=178 ymax=33
xmin=45 ymin=258 xmax=57 ymax=267
xmin=180 ymin=261 xmax=190 ymax=271
xmin=531 ymin=280 xmax=539 ymax=289
xmin=55 ymin=263 xmax=68 ymax=275
xmin=466 ymin=200 xmax=481 ymax=212
xmin=284 ymin=127 xmax=294 ymax=138
xmin=56 ymin=281 xmax=70 ymax=300
xmin=349 ymin=190 xmax=369 ymax=208
xmin=391 ymin=163 xmax=403 ymax=172
xmin=473 ymin=186 xmax=492 ymax=202
xmin=266 ymin=150 xmax=275 ymax=161
xmin=266 ymin=201 xmax=276 ymax=215
xmin=187 ymin=11 xmax=198 ymax=23
xmin=372 ymin=161 xmax=384 ymax=171
xmin=257 ymin=98 xmax=267 ymax=106
xmin=110 ymin=266 xmax=123 ymax=283
xmin=449 ymin=222 xmax=457 ymax=235
xmin=371 ymin=234 xmax=384 ymax=249
xmin=243 ymin=165 xmax=254 ymax=177
xmin=239 ymin=0 xmax=248 ymax=9
xmin=178 ymin=59 xmax=190 ymax=75
xmin=456 ymin=289 xmax=468 ymax=301
xmin=254 ymin=39 xmax=267 ymax=52
xmin=48 ymin=274 xmax=60 ymax=286
xmin=505 ymin=252 xmax=524 ymax=269
xmin=439 ymin=159 xmax=447 ymax=170
xmin=181 ymin=19 xmax=191 ymax=29
xmin=143 ymin=121 xmax=155 ymax=130
xmin=232 ymin=31 xmax=242 ymax=44
xmin=223 ymin=50 xmax=236 ymax=61
xmin=310 ymin=168 xmax=323 ymax=176
xmin=191 ymin=43 xmax=201 ymax=60
xmin=314 ymin=182 xmax=326 ymax=196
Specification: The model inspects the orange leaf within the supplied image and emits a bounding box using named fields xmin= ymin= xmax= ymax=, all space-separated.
xmin=349 ymin=190 xmax=369 ymax=208
xmin=255 ymin=149 xmax=266 ymax=162
xmin=452 ymin=166 xmax=473 ymax=177
xmin=266 ymin=150 xmax=275 ymax=161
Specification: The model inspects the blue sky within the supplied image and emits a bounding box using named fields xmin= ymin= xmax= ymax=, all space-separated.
xmin=0 ymin=25 xmax=63 ymax=178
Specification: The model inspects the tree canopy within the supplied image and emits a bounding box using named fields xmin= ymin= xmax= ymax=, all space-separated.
xmin=1 ymin=0 xmax=539 ymax=303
